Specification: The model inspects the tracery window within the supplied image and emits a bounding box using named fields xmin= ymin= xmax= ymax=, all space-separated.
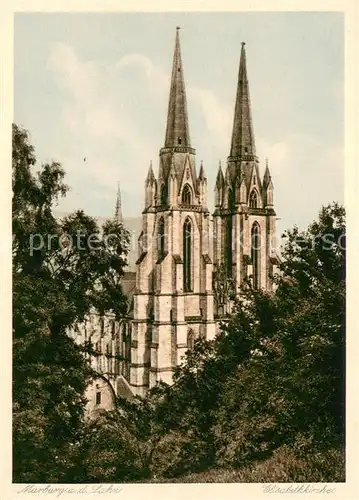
xmin=181 ymin=184 xmax=192 ymax=205
xmin=183 ymin=218 xmax=192 ymax=292
xmin=249 ymin=190 xmax=258 ymax=208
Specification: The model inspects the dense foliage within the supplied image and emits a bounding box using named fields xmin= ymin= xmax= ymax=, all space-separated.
xmin=12 ymin=124 xmax=130 ymax=482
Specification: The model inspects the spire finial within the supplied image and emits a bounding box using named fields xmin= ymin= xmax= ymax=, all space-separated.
xmin=114 ymin=182 xmax=123 ymax=223
xmin=176 ymin=26 xmax=181 ymax=31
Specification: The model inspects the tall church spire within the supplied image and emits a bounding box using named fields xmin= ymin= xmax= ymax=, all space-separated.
xmin=229 ymin=42 xmax=256 ymax=159
xmin=114 ymin=182 xmax=123 ymax=223
xmin=164 ymin=27 xmax=191 ymax=149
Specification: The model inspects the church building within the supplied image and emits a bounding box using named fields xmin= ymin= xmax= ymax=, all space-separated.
xmin=69 ymin=28 xmax=279 ymax=413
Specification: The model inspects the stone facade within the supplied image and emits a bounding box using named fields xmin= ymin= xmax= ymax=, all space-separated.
xmin=68 ymin=30 xmax=279 ymax=401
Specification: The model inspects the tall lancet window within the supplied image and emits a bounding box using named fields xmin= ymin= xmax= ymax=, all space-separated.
xmin=182 ymin=184 xmax=192 ymax=205
xmin=183 ymin=217 xmax=192 ymax=292
xmin=249 ymin=189 xmax=258 ymax=208
xmin=251 ymin=222 xmax=261 ymax=289
xmin=226 ymin=189 xmax=234 ymax=276
xmin=158 ymin=217 xmax=166 ymax=258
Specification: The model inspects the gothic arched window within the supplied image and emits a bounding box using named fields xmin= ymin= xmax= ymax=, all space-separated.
xmin=158 ymin=217 xmax=166 ymax=258
xmin=251 ymin=222 xmax=261 ymax=289
xmin=100 ymin=317 xmax=105 ymax=337
xmin=124 ymin=327 xmax=132 ymax=380
xmin=160 ymin=184 xmax=167 ymax=206
xmin=226 ymin=189 xmax=234 ymax=275
xmin=226 ymin=215 xmax=233 ymax=276
xmin=249 ymin=190 xmax=258 ymax=208
xmin=110 ymin=320 xmax=115 ymax=339
xmin=181 ymin=184 xmax=192 ymax=205
xmin=187 ymin=329 xmax=195 ymax=350
xmin=183 ymin=218 xmax=192 ymax=292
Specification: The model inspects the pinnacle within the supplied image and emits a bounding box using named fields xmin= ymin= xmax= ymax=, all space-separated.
xmin=215 ymin=161 xmax=225 ymax=187
xmin=263 ymin=157 xmax=272 ymax=186
xmin=146 ymin=161 xmax=155 ymax=184
xmin=198 ymin=161 xmax=206 ymax=181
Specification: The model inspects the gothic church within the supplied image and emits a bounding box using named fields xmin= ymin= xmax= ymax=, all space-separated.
xmin=69 ymin=28 xmax=279 ymax=414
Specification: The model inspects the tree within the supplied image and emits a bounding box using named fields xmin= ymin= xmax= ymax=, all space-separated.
xmin=12 ymin=123 xmax=130 ymax=482
xmin=72 ymin=383 xmax=178 ymax=481
xmin=213 ymin=203 xmax=346 ymax=466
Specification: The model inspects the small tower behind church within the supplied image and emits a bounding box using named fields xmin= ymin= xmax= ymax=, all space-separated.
xmin=131 ymin=28 xmax=215 ymax=395
xmin=114 ymin=182 xmax=123 ymax=223
xmin=213 ymin=42 xmax=277 ymax=315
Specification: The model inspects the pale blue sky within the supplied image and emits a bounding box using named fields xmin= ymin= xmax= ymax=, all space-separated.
xmin=14 ymin=12 xmax=344 ymax=236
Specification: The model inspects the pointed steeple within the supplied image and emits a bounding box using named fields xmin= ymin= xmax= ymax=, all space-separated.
xmin=229 ymin=42 xmax=256 ymax=159
xmin=263 ymin=157 xmax=271 ymax=187
xmin=164 ymin=27 xmax=191 ymax=149
xmin=146 ymin=161 xmax=155 ymax=185
xmin=215 ymin=161 xmax=225 ymax=188
xmin=114 ymin=182 xmax=123 ymax=223
xmin=262 ymin=157 xmax=274 ymax=207
xmin=198 ymin=161 xmax=206 ymax=181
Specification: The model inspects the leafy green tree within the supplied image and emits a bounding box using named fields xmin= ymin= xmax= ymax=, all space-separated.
xmin=72 ymin=383 xmax=178 ymax=481
xmin=12 ymin=123 xmax=130 ymax=482
xmin=213 ymin=203 xmax=345 ymax=467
